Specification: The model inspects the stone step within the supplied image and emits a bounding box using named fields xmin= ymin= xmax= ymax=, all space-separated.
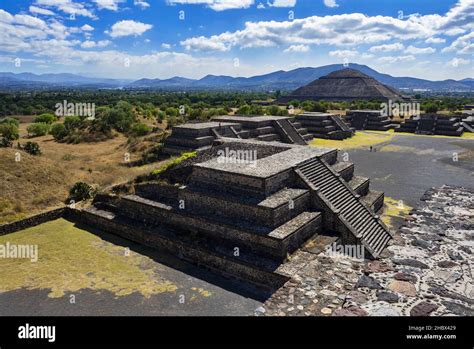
xmin=255 ymin=126 xmax=276 ymax=135
xmin=162 ymin=144 xmax=208 ymax=156
xmin=76 ymin=206 xmax=289 ymax=291
xmin=257 ymin=133 xmax=280 ymax=142
xmin=349 ymin=176 xmax=370 ymax=196
xmin=331 ymin=161 xmax=354 ymax=181
xmin=164 ymin=135 xmax=215 ymax=148
xmin=179 ymin=186 xmax=311 ymax=228
xmin=362 ymin=190 xmax=384 ymax=213
xmin=296 ymin=157 xmax=392 ymax=258
xmin=101 ymin=194 xmax=323 ymax=261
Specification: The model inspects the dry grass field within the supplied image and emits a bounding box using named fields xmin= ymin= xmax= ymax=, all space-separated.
xmin=0 ymin=117 xmax=167 ymax=224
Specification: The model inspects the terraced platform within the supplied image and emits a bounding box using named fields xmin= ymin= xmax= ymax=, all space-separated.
xmin=77 ymin=139 xmax=391 ymax=291
xmin=163 ymin=116 xmax=312 ymax=155
xmin=295 ymin=112 xmax=353 ymax=140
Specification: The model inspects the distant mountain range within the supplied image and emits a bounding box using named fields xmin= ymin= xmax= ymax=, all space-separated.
xmin=1 ymin=63 xmax=473 ymax=92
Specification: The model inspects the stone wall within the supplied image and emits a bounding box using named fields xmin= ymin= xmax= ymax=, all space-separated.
xmin=0 ymin=207 xmax=66 ymax=236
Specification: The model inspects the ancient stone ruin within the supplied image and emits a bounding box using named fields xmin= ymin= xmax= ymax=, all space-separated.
xmin=278 ymin=68 xmax=406 ymax=102
xmin=295 ymin=112 xmax=354 ymax=140
xmin=346 ymin=110 xmax=398 ymax=131
xmin=396 ymin=114 xmax=466 ymax=136
xmin=77 ymin=138 xmax=392 ymax=291
xmin=163 ymin=115 xmax=312 ymax=155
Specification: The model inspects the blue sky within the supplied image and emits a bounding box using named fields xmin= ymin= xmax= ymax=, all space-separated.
xmin=0 ymin=0 xmax=472 ymax=80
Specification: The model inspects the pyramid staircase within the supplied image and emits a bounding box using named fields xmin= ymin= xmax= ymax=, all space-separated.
xmin=295 ymin=112 xmax=353 ymax=140
xmin=295 ymin=157 xmax=392 ymax=258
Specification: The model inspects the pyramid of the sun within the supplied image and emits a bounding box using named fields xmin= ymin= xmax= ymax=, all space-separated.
xmin=280 ymin=68 xmax=405 ymax=102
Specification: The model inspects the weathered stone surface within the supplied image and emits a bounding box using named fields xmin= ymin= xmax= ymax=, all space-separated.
xmin=388 ymin=280 xmax=417 ymax=297
xmin=321 ymin=307 xmax=332 ymax=315
xmin=377 ymin=291 xmax=399 ymax=303
xmin=411 ymin=239 xmax=431 ymax=249
xmin=370 ymin=306 xmax=400 ymax=316
xmin=394 ymin=272 xmax=417 ymax=283
xmin=410 ymin=302 xmax=438 ymax=316
xmin=333 ymin=305 xmax=368 ymax=316
xmin=437 ymin=260 xmax=458 ymax=268
xmin=392 ymin=258 xmax=429 ymax=269
xmin=363 ymin=261 xmax=394 ymax=274
xmin=442 ymin=301 xmax=474 ymax=316
xmin=356 ymin=275 xmax=382 ymax=290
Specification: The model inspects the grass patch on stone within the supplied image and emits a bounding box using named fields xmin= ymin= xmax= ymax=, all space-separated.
xmin=0 ymin=218 xmax=177 ymax=298
xmin=310 ymin=131 xmax=394 ymax=150
xmin=381 ymin=196 xmax=412 ymax=229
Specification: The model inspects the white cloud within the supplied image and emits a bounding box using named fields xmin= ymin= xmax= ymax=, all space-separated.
xmin=93 ymin=0 xmax=125 ymax=11
xmin=425 ymin=37 xmax=445 ymax=44
xmin=34 ymin=0 xmax=95 ymax=18
xmin=329 ymin=49 xmax=358 ymax=58
xmin=107 ymin=20 xmax=153 ymax=38
xmin=180 ymin=1 xmax=473 ymax=51
xmin=267 ymin=0 xmax=296 ymax=7
xmin=405 ymin=45 xmax=436 ymax=54
xmin=378 ymin=55 xmax=416 ymax=64
xmin=257 ymin=3 xmax=265 ymax=9
xmin=81 ymin=40 xmax=111 ymax=48
xmin=284 ymin=44 xmax=309 ymax=53
xmin=442 ymin=32 xmax=474 ymax=54
xmin=166 ymin=0 xmax=254 ymax=11
xmin=444 ymin=28 xmax=467 ymax=36
xmin=447 ymin=57 xmax=471 ymax=67
xmin=134 ymin=0 xmax=151 ymax=9
xmin=369 ymin=43 xmax=404 ymax=52
xmin=323 ymin=0 xmax=338 ymax=8
xmin=161 ymin=43 xmax=172 ymax=49
xmin=81 ymin=24 xmax=94 ymax=31
xmin=29 ymin=6 xmax=55 ymax=16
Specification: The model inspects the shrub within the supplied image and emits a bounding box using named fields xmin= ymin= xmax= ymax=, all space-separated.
xmin=424 ymin=104 xmax=439 ymax=113
xmin=0 ymin=123 xmax=19 ymax=140
xmin=0 ymin=117 xmax=20 ymax=127
xmin=64 ymin=115 xmax=82 ymax=131
xmin=27 ymin=122 xmax=50 ymax=137
xmin=51 ymin=123 xmax=69 ymax=141
xmin=22 ymin=141 xmax=41 ymax=155
xmin=34 ymin=113 xmax=57 ymax=124
xmin=0 ymin=137 xmax=12 ymax=148
xmin=68 ymin=182 xmax=94 ymax=202
xmin=130 ymin=123 xmax=151 ymax=136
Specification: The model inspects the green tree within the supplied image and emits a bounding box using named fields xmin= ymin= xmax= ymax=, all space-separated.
xmin=22 ymin=141 xmax=41 ymax=155
xmin=0 ymin=123 xmax=19 ymax=140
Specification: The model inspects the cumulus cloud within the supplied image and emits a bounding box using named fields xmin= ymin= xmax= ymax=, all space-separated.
xmin=268 ymin=0 xmax=296 ymax=7
xmin=93 ymin=0 xmax=125 ymax=11
xmin=323 ymin=0 xmax=338 ymax=8
xmin=328 ymin=49 xmax=358 ymax=58
xmin=442 ymin=32 xmax=474 ymax=54
xmin=447 ymin=57 xmax=471 ymax=66
xmin=369 ymin=43 xmax=404 ymax=52
xmin=34 ymin=0 xmax=95 ymax=18
xmin=405 ymin=45 xmax=436 ymax=54
xmin=81 ymin=24 xmax=94 ymax=31
xmin=166 ymin=0 xmax=254 ymax=11
xmin=134 ymin=0 xmax=151 ymax=9
xmin=80 ymin=40 xmax=111 ymax=48
xmin=284 ymin=44 xmax=309 ymax=53
xmin=29 ymin=6 xmax=55 ymax=16
xmin=161 ymin=43 xmax=172 ymax=49
xmin=425 ymin=37 xmax=445 ymax=44
xmin=107 ymin=20 xmax=153 ymax=38
xmin=378 ymin=55 xmax=416 ymax=64
xmin=180 ymin=1 xmax=473 ymax=52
